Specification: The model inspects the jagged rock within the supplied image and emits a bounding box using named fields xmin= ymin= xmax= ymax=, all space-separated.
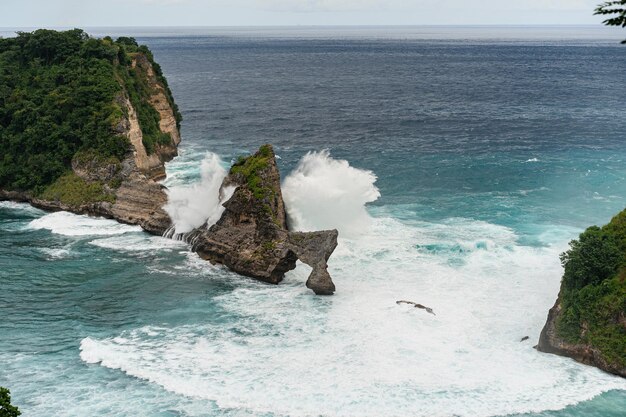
xmin=537 ymin=296 xmax=626 ymax=377
xmin=189 ymin=144 xmax=338 ymax=295
xmin=110 ymin=172 xmax=172 ymax=235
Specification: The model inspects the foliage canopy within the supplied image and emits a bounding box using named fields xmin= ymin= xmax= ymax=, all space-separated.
xmin=0 ymin=29 xmax=181 ymax=195
xmin=0 ymin=387 xmax=20 ymax=417
xmin=557 ymin=209 xmax=626 ymax=366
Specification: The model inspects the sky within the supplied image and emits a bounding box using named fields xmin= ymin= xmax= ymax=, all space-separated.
xmin=0 ymin=0 xmax=611 ymax=27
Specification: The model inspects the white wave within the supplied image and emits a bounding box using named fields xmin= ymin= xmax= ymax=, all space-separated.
xmin=0 ymin=201 xmax=45 ymax=215
xmin=282 ymin=150 xmax=380 ymax=237
xmin=39 ymin=247 xmax=72 ymax=259
xmin=89 ymin=234 xmax=188 ymax=252
xmin=524 ymin=157 xmax=540 ymax=163
xmin=164 ymin=153 xmax=235 ymax=235
xmin=27 ymin=211 xmax=142 ymax=236
xmin=79 ymin=215 xmax=626 ymax=417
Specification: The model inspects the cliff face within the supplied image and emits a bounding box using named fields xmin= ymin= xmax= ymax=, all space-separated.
xmin=537 ymin=211 xmax=626 ymax=378
xmin=0 ymin=30 xmax=339 ymax=295
xmin=189 ymin=145 xmax=338 ymax=295
xmin=0 ymin=51 xmax=178 ymax=235
xmin=538 ymin=295 xmax=626 ymax=377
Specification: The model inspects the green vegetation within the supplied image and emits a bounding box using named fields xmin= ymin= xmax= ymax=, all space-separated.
xmin=557 ymin=209 xmax=626 ymax=366
xmin=231 ymin=145 xmax=275 ymax=201
xmin=0 ymin=29 xmax=181 ymax=196
xmin=595 ymin=1 xmax=626 ymax=43
xmin=0 ymin=387 xmax=20 ymax=417
xmin=40 ymin=172 xmax=115 ymax=206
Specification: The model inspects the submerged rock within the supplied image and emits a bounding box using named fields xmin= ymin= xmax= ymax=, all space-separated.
xmin=189 ymin=144 xmax=338 ymax=295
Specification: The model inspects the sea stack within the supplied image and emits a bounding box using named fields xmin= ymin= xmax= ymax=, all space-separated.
xmin=188 ymin=144 xmax=338 ymax=295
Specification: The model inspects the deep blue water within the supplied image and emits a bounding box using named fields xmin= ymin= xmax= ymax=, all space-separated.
xmin=1 ymin=27 xmax=626 ymax=417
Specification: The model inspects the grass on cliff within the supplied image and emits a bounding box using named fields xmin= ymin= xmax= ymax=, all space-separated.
xmin=557 ymin=209 xmax=626 ymax=367
xmin=40 ymin=172 xmax=115 ymax=206
xmin=116 ymin=40 xmax=176 ymax=154
xmin=231 ymin=145 xmax=275 ymax=201
xmin=230 ymin=145 xmax=281 ymax=222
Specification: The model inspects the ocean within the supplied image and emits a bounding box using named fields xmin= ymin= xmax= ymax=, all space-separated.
xmin=1 ymin=26 xmax=626 ymax=416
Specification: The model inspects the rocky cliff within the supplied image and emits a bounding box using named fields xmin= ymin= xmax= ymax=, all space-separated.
xmin=0 ymin=30 xmax=339 ymax=294
xmin=538 ymin=294 xmax=626 ymax=377
xmin=188 ymin=145 xmax=338 ymax=295
xmin=0 ymin=51 xmax=178 ymax=235
xmin=537 ymin=210 xmax=626 ymax=378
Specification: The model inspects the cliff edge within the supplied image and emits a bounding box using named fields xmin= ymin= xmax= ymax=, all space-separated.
xmin=537 ymin=210 xmax=626 ymax=377
xmin=0 ymin=30 xmax=180 ymax=234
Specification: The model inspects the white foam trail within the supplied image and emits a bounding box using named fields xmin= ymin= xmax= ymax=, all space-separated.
xmin=282 ymin=150 xmax=380 ymax=237
xmin=164 ymin=153 xmax=235 ymax=235
xmin=0 ymin=201 xmax=45 ymax=215
xmin=27 ymin=212 xmax=142 ymax=236
xmin=89 ymin=234 xmax=188 ymax=252
xmin=79 ymin=215 xmax=626 ymax=417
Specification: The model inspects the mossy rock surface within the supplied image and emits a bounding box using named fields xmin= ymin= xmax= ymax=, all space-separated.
xmin=40 ymin=172 xmax=115 ymax=207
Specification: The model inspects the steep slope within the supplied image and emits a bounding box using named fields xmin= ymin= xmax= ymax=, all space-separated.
xmin=538 ymin=209 xmax=626 ymax=377
xmin=0 ymin=29 xmax=181 ymax=233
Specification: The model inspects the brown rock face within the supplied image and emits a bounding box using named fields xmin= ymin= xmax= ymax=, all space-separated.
xmin=110 ymin=172 xmax=172 ymax=235
xmin=189 ymin=145 xmax=338 ymax=295
xmin=537 ymin=295 xmax=626 ymax=378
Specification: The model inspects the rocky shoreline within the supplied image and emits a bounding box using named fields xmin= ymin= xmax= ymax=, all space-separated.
xmin=0 ymin=51 xmax=338 ymax=294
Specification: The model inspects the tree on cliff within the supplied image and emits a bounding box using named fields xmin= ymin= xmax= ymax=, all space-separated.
xmin=0 ymin=29 xmax=181 ymax=194
xmin=595 ymin=0 xmax=626 ymax=43
xmin=0 ymin=387 xmax=21 ymax=417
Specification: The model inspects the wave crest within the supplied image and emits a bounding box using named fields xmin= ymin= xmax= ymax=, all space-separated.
xmin=282 ymin=150 xmax=380 ymax=237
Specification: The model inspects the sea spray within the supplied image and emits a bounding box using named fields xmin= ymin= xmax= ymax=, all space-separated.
xmin=282 ymin=150 xmax=381 ymax=237
xmin=164 ymin=153 xmax=234 ymax=235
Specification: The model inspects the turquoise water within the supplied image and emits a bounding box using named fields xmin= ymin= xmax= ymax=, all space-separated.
xmin=2 ymin=26 xmax=626 ymax=416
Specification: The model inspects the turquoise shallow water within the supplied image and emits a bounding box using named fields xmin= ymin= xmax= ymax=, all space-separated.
xmin=2 ymin=26 xmax=626 ymax=416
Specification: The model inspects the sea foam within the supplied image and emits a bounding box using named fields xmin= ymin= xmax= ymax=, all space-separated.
xmin=89 ymin=234 xmax=188 ymax=252
xmin=79 ymin=212 xmax=626 ymax=417
xmin=27 ymin=211 xmax=142 ymax=236
xmin=77 ymin=151 xmax=626 ymax=416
